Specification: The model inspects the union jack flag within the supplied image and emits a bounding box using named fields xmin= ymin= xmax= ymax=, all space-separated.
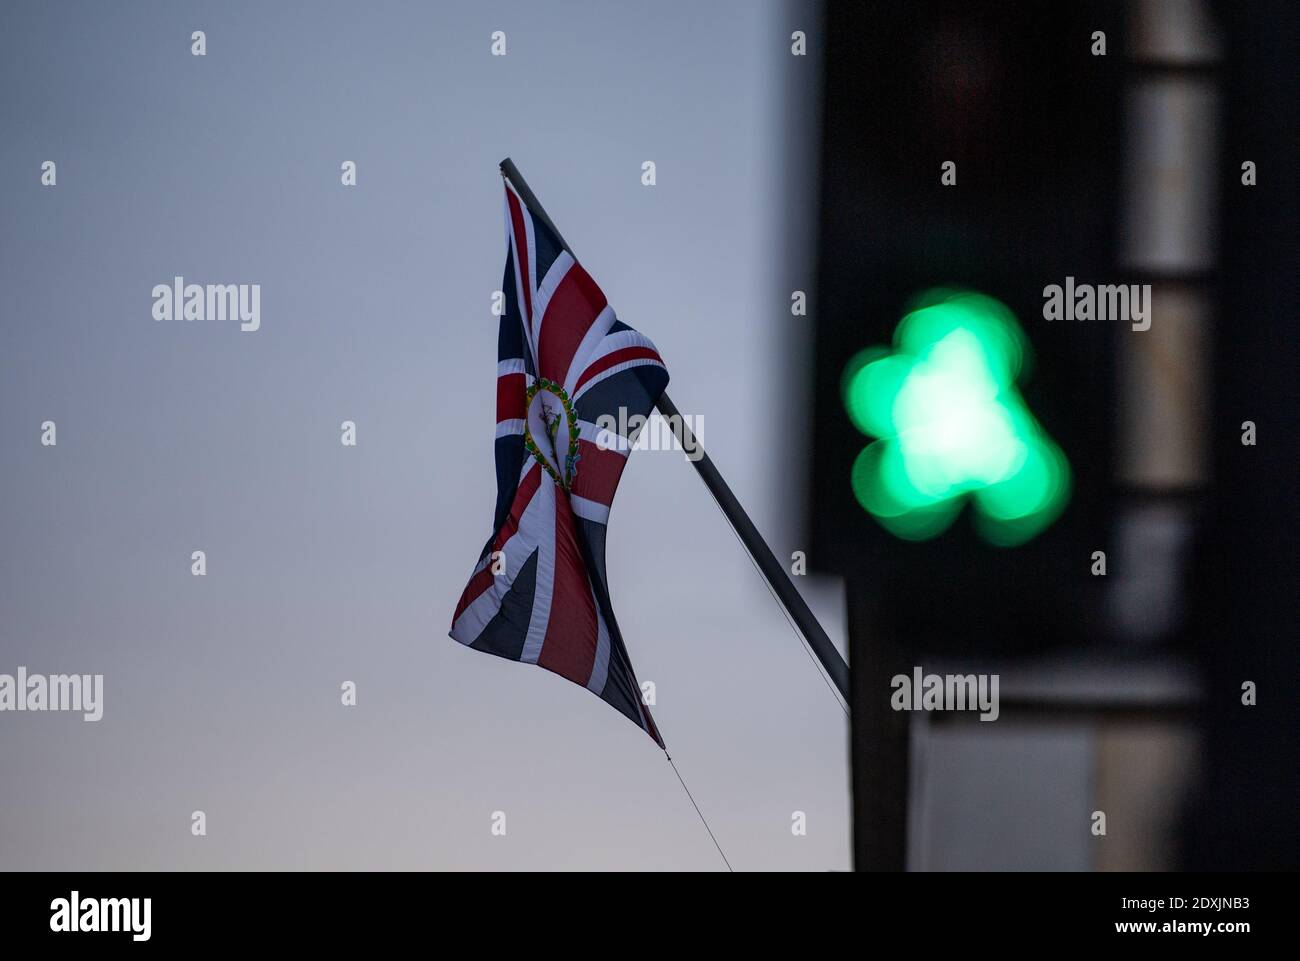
xmin=449 ymin=178 xmax=669 ymax=747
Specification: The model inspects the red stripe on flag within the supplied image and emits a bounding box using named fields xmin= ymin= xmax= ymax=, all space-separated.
xmin=495 ymin=462 xmax=543 ymax=548
xmin=505 ymin=187 xmax=532 ymax=323
xmin=569 ymin=440 xmax=629 ymax=508
xmin=496 ymin=372 xmax=525 ymax=421
xmin=452 ymin=464 xmax=543 ymax=622
xmin=574 ymin=346 xmax=663 ymax=394
xmin=453 ymin=566 xmax=496 ymax=623
xmin=536 ymin=492 xmax=599 ymax=684
xmin=536 ymin=264 xmax=607 ymax=384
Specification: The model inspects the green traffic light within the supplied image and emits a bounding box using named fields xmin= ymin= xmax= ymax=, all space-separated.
xmin=842 ymin=290 xmax=1070 ymax=545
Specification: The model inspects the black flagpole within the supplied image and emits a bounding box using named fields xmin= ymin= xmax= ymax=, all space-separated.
xmin=499 ymin=158 xmax=851 ymax=704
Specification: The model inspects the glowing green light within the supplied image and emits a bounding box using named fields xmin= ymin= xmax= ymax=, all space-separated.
xmin=842 ymin=290 xmax=1070 ymax=545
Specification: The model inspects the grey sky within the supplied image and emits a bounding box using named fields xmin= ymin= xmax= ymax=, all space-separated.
xmin=0 ymin=0 xmax=847 ymax=870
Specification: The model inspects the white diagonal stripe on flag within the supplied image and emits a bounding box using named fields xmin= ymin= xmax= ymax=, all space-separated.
xmin=570 ymin=493 xmax=611 ymax=526
xmin=519 ymin=480 xmax=558 ymax=664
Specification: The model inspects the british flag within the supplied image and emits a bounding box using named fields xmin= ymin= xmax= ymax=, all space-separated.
xmin=449 ymin=178 xmax=669 ymax=747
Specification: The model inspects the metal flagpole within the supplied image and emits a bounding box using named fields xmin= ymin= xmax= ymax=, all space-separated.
xmin=498 ymin=157 xmax=851 ymax=704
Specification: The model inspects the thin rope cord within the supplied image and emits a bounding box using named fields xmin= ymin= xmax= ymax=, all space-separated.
xmin=666 ymin=753 xmax=733 ymax=872
xmin=701 ymin=492 xmax=851 ymax=717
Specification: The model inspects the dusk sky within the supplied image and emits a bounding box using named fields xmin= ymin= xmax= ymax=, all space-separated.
xmin=0 ymin=0 xmax=849 ymax=870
